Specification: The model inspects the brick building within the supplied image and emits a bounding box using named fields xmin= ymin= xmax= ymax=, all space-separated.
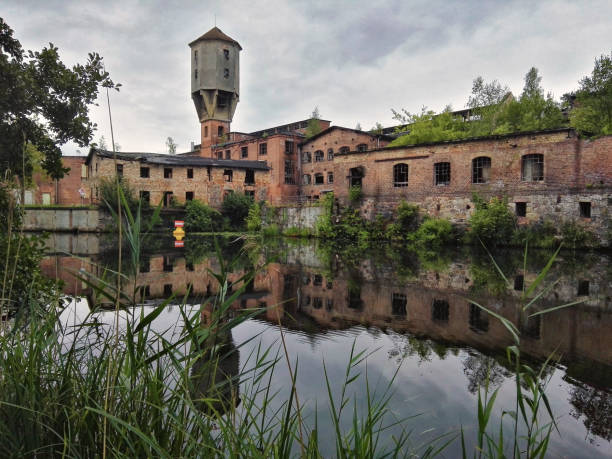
xmin=29 ymin=156 xmax=89 ymax=205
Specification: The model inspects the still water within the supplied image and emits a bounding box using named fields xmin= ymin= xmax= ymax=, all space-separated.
xmin=41 ymin=233 xmax=612 ymax=457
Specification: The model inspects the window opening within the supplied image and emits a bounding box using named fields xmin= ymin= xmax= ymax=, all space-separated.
xmin=163 ymin=284 xmax=173 ymax=296
xmin=245 ymin=169 xmax=255 ymax=185
xmin=327 ymin=148 xmax=334 ymax=160
xmin=516 ymin=202 xmax=527 ymax=217
xmin=302 ymin=151 xmax=311 ymax=163
xmin=392 ymin=293 xmax=407 ymax=316
xmin=225 ymin=150 xmax=231 ymax=159
xmin=348 ymin=287 xmax=363 ymax=310
xmin=185 ymin=191 xmax=194 ymax=201
xmin=140 ymin=167 xmax=149 ymax=178
xmin=357 ymin=143 xmax=367 ymax=152
xmin=521 ymin=315 xmax=541 ymax=339
xmin=302 ymin=174 xmax=311 ymax=185
xmin=207 ymin=166 xmax=212 ymax=180
xmin=434 ymin=162 xmax=450 ymax=186
xmin=328 ymin=172 xmax=334 ymax=184
xmin=218 ymin=126 xmax=224 ymax=136
xmin=163 ymin=256 xmax=173 ymax=272
xmin=314 ymin=150 xmax=324 ymax=162
xmin=313 ymin=297 xmax=323 ymax=309
xmin=163 ymin=191 xmax=173 ymax=207
xmin=223 ymin=68 xmax=229 ymax=78
xmin=432 ymin=299 xmax=449 ymax=322
xmin=164 ymin=168 xmax=172 ymax=179
xmin=577 ymin=280 xmax=590 ymax=296
xmin=223 ymin=49 xmax=229 ymax=60
xmin=116 ymin=164 xmax=123 ymax=177
xmin=579 ymin=202 xmax=591 ymax=218
xmin=326 ymin=299 xmax=334 ymax=311
xmin=472 ymin=156 xmax=491 ymax=184
xmin=521 ymin=154 xmax=544 ymax=181
xmin=259 ymin=143 xmax=267 ymax=155
xmin=140 ymin=191 xmax=150 ymax=204
xmin=204 ymin=126 xmax=208 ymax=137
xmin=284 ymin=160 xmax=295 ymax=184
xmin=224 ymin=169 xmax=233 ymax=182
xmin=514 ymin=275 xmax=524 ymax=291
xmin=285 ymin=141 xmax=294 ymax=154
xmin=187 ymin=168 xmax=193 ymax=179
xmin=217 ymin=151 xmax=223 ymax=159
xmin=393 ymin=163 xmax=409 ymax=187
xmin=469 ymin=303 xmax=489 ymax=333
xmin=339 ymin=146 xmax=350 ymax=154
xmin=313 ymin=274 xmax=322 ymax=286
xmin=241 ymin=146 xmax=248 ymax=158
xmin=349 ymin=167 xmax=364 ymax=188
xmin=314 ymin=173 xmax=324 ymax=185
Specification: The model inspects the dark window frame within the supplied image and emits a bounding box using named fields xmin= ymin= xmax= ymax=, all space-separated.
xmin=327 ymin=148 xmax=334 ymax=160
xmin=285 ymin=141 xmax=294 ymax=154
xmin=259 ymin=143 xmax=267 ymax=156
xmin=472 ymin=156 xmax=491 ymax=184
xmin=327 ymin=172 xmax=334 ymax=184
xmin=224 ymin=169 xmax=233 ymax=182
xmin=521 ymin=154 xmax=544 ymax=182
xmin=140 ymin=166 xmax=150 ymax=178
xmin=302 ymin=151 xmax=311 ymax=163
xmin=187 ymin=168 xmax=193 ymax=179
xmin=164 ymin=168 xmax=173 ymax=179
xmin=241 ymin=146 xmax=248 ymax=158
xmin=314 ymin=173 xmax=324 ymax=185
xmin=434 ymin=162 xmax=451 ymax=186
xmin=393 ymin=163 xmax=409 ymax=187
xmin=314 ymin=150 xmax=324 ymax=162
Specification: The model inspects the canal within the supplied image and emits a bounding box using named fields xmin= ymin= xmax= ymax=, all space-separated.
xmin=41 ymin=233 xmax=612 ymax=457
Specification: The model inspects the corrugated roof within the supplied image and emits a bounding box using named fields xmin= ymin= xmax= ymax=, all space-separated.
xmin=188 ymin=27 xmax=242 ymax=50
xmin=86 ymin=148 xmax=269 ymax=170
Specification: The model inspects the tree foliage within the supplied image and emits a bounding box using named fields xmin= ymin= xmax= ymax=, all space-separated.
xmin=221 ymin=192 xmax=253 ymax=230
xmin=569 ymin=51 xmax=612 ymax=137
xmin=305 ymin=107 xmax=322 ymax=138
xmin=0 ymin=17 xmax=118 ymax=181
xmin=166 ymin=136 xmax=177 ymax=154
xmin=185 ymin=199 xmax=224 ymax=232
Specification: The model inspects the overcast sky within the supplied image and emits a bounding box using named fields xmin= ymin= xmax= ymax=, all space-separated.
xmin=4 ymin=0 xmax=611 ymax=155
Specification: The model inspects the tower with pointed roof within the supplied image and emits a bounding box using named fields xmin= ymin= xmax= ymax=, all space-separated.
xmin=189 ymin=27 xmax=242 ymax=156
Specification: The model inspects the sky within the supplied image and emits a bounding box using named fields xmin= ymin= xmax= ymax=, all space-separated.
xmin=3 ymin=0 xmax=612 ymax=155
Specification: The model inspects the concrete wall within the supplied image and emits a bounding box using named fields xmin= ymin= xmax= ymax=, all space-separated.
xmin=265 ymin=206 xmax=325 ymax=231
xmin=23 ymin=208 xmax=100 ymax=232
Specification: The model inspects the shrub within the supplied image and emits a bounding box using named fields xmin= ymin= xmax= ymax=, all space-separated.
xmin=386 ymin=201 xmax=419 ymax=239
xmin=348 ymin=185 xmax=362 ymax=203
xmin=221 ymin=193 xmax=253 ymax=230
xmin=262 ymin=224 xmax=280 ymax=237
xmin=561 ymin=220 xmax=597 ymax=249
xmin=414 ymin=217 xmax=454 ymax=248
xmin=283 ymin=226 xmax=311 ymax=238
xmin=99 ymin=177 xmax=139 ymax=213
xmin=512 ymin=219 xmax=559 ymax=248
xmin=185 ymin=199 xmax=224 ymax=232
xmin=468 ymin=196 xmax=516 ymax=245
xmin=246 ymin=201 xmax=264 ymax=232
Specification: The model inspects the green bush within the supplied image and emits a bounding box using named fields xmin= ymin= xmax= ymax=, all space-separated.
xmin=262 ymin=224 xmax=280 ymax=237
xmin=468 ymin=196 xmax=516 ymax=245
xmin=246 ymin=201 xmax=264 ymax=232
xmin=348 ymin=185 xmax=362 ymax=203
xmin=99 ymin=177 xmax=139 ymax=213
xmin=386 ymin=201 xmax=419 ymax=240
xmin=414 ymin=217 xmax=454 ymax=248
xmin=283 ymin=226 xmax=311 ymax=238
xmin=512 ymin=220 xmax=559 ymax=248
xmin=561 ymin=220 xmax=597 ymax=249
xmin=221 ymin=193 xmax=253 ymax=230
xmin=185 ymin=199 xmax=224 ymax=232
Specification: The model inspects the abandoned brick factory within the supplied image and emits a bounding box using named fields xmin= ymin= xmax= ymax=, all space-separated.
xmin=33 ymin=27 xmax=612 ymax=240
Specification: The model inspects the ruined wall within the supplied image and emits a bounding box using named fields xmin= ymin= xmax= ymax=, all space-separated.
xmin=30 ymin=156 xmax=89 ymax=205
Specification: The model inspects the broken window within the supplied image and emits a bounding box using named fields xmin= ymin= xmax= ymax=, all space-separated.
xmin=284 ymin=160 xmax=295 ymax=184
xmin=259 ymin=143 xmax=267 ymax=155
xmin=194 ymin=50 xmax=198 ymax=64
xmin=302 ymin=151 xmax=311 ymax=163
xmin=357 ymin=143 xmax=367 ymax=152
xmin=327 ymin=148 xmax=334 ymax=160
xmin=140 ymin=167 xmax=150 ymax=178
xmin=328 ymin=172 xmax=334 ymax=184
xmin=140 ymin=190 xmax=150 ymax=204
xmin=223 ymin=49 xmax=229 ymax=60
xmin=434 ymin=162 xmax=450 ymax=186
xmin=392 ymin=293 xmax=407 ymax=317
xmin=285 ymin=141 xmax=294 ymax=154
xmin=218 ymin=126 xmax=224 ymax=136
xmin=225 ymin=150 xmax=231 ymax=159
xmin=393 ymin=163 xmax=409 ymax=187
xmin=224 ymin=169 xmax=233 ymax=182
xmin=432 ymin=299 xmax=449 ymax=323
xmin=339 ymin=146 xmax=350 ymax=154
xmin=349 ymin=167 xmax=364 ymax=188
xmin=521 ymin=154 xmax=544 ymax=181
xmin=472 ymin=156 xmax=491 ymax=184
xmin=313 ymin=297 xmax=323 ymax=309
xmin=187 ymin=168 xmax=193 ymax=179
xmin=241 ymin=146 xmax=248 ymax=158
xmin=313 ymin=274 xmax=322 ymax=286
xmin=163 ymin=191 xmax=173 ymax=207
xmin=185 ymin=191 xmax=194 ymax=201
xmin=579 ymin=202 xmax=591 ymax=218
xmin=164 ymin=168 xmax=172 ymax=179
xmin=302 ymin=174 xmax=311 ymax=185
xmin=223 ymin=68 xmax=229 ymax=78
xmin=515 ymin=202 xmax=527 ymax=217
xmin=315 ymin=173 xmax=324 ymax=185
xmin=469 ymin=303 xmax=489 ymax=333
xmin=314 ymin=150 xmax=324 ymax=162
xmin=577 ymin=280 xmax=590 ymax=296
xmin=245 ymin=169 xmax=255 ymax=185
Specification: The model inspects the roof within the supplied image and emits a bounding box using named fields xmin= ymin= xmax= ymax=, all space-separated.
xmin=189 ymin=27 xmax=242 ymax=50
xmin=86 ymin=148 xmax=269 ymax=170
xmin=299 ymin=125 xmax=395 ymax=146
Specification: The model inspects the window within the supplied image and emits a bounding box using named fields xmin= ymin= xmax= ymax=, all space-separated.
xmin=163 ymin=191 xmax=173 ymax=207
xmin=245 ymin=190 xmax=255 ymax=197
xmin=339 ymin=146 xmax=350 ymax=154
xmin=285 ymin=141 xmax=294 ymax=154
xmin=514 ymin=275 xmax=524 ymax=291
xmin=140 ymin=191 xmax=150 ymax=204
xmin=194 ymin=50 xmax=198 ymax=64
xmin=225 ymin=150 xmax=231 ymax=159
xmin=185 ymin=191 xmax=194 ymax=201
xmin=469 ymin=303 xmax=489 ymax=333
xmin=313 ymin=274 xmax=322 ymax=286
xmin=217 ymin=151 xmax=223 ymax=159
xmin=223 ymin=49 xmax=229 ymax=60
xmin=357 ymin=143 xmax=367 ymax=152
xmin=204 ymin=126 xmax=208 ymax=137
xmin=116 ymin=164 xmax=123 ymax=177
xmin=164 ymin=168 xmax=172 ymax=179
xmin=349 ymin=167 xmax=364 ymax=188
xmin=241 ymin=146 xmax=248 ymax=158
xmin=472 ymin=156 xmax=491 ymax=184
xmin=245 ymin=169 xmax=255 ymax=185
xmin=392 ymin=293 xmax=407 ymax=317
xmin=314 ymin=150 xmax=324 ymax=162
xmin=432 ymin=299 xmax=449 ymax=322
xmin=326 ymin=299 xmax=334 ymax=311
xmin=434 ymin=162 xmax=450 ymax=186
xmin=521 ymin=154 xmax=544 ymax=181
xmin=140 ymin=258 xmax=150 ymax=273
xmin=187 ymin=168 xmax=193 ymax=179
xmin=521 ymin=315 xmax=541 ymax=340
xmin=302 ymin=151 xmax=311 ymax=163
xmin=163 ymin=256 xmax=173 ymax=272
xmin=515 ymin=202 xmax=527 ymax=217
xmin=579 ymin=202 xmax=591 ymax=218
xmin=163 ymin=284 xmax=173 ymax=296
xmin=348 ymin=287 xmax=363 ymax=310
xmin=327 ymin=148 xmax=334 ymax=160
xmin=223 ymin=68 xmax=229 ymax=78
xmin=313 ymin=297 xmax=323 ymax=309
xmin=42 ymin=192 xmax=51 ymax=205
xmin=284 ymin=160 xmax=295 ymax=184
xmin=81 ymin=164 xmax=88 ymax=179
xmin=577 ymin=280 xmax=590 ymax=296
xmin=186 ymin=262 xmax=194 ymax=272
xmin=302 ymin=174 xmax=311 ymax=185
xmin=224 ymin=169 xmax=233 ymax=182
xmin=393 ymin=163 xmax=409 ymax=187
xmin=259 ymin=143 xmax=267 ymax=155
xmin=314 ymin=173 xmax=324 ymax=185
xmin=218 ymin=126 xmax=224 ymax=137
xmin=140 ymin=167 xmax=149 ymax=178
xmin=207 ymin=166 xmax=212 ymax=180
xmin=327 ymin=172 xmax=334 ymax=184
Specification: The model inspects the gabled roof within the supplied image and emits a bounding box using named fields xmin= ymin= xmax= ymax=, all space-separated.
xmin=299 ymin=125 xmax=394 ymax=146
xmin=189 ymin=27 xmax=242 ymax=50
xmin=86 ymin=148 xmax=269 ymax=170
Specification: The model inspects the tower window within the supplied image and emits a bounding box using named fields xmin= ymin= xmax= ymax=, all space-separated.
xmin=187 ymin=168 xmax=193 ymax=179
xmin=285 ymin=141 xmax=294 ymax=154
xmin=393 ymin=163 xmax=409 ymax=187
xmin=259 ymin=143 xmax=267 ymax=155
xmin=224 ymin=169 xmax=233 ymax=182
xmin=516 ymin=202 xmax=527 ymax=217
xmin=472 ymin=156 xmax=491 ymax=184
xmin=204 ymin=126 xmax=208 ymax=137
xmin=434 ymin=162 xmax=450 ymax=186
xmin=194 ymin=50 xmax=198 ymax=64
xmin=579 ymin=202 xmax=591 ymax=218
xmin=140 ymin=167 xmax=150 ymax=178
xmin=194 ymin=69 xmax=198 ymax=79
xmin=522 ymin=154 xmax=544 ymax=181
xmin=223 ymin=49 xmax=229 ymax=60
xmin=224 ymin=68 xmax=229 ymax=78
xmin=164 ymin=168 xmax=172 ymax=179
xmin=185 ymin=191 xmax=194 ymax=201
xmin=284 ymin=160 xmax=295 ymax=185
xmin=241 ymin=146 xmax=248 ymax=158
xmin=218 ymin=126 xmax=224 ymax=136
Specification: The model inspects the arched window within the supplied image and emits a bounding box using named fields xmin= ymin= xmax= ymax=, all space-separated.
xmin=472 ymin=156 xmax=491 ymax=184
xmin=339 ymin=146 xmax=350 ymax=154
xmin=522 ymin=154 xmax=543 ymax=181
xmin=314 ymin=150 xmax=324 ymax=162
xmin=327 ymin=148 xmax=334 ymax=160
xmin=349 ymin=166 xmax=364 ymax=188
xmin=302 ymin=174 xmax=311 ymax=185
xmin=393 ymin=163 xmax=409 ymax=187
xmin=357 ymin=143 xmax=367 ymax=152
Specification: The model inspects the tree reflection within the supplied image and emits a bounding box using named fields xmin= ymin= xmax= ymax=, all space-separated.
xmin=569 ymin=384 xmax=612 ymax=441
xmin=462 ymin=352 xmax=511 ymax=394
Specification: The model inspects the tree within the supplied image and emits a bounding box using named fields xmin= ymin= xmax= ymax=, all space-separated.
xmin=0 ymin=17 xmax=119 ymax=183
xmin=305 ymin=106 xmax=322 ymax=138
xmin=166 ymin=136 xmax=177 ymax=154
xmin=98 ymin=135 xmax=108 ymax=150
xmin=467 ymin=76 xmax=509 ymax=109
xmin=569 ymin=51 xmax=612 ymax=137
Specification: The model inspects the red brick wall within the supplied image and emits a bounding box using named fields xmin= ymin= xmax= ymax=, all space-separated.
xmin=31 ymin=156 xmax=89 ymax=205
